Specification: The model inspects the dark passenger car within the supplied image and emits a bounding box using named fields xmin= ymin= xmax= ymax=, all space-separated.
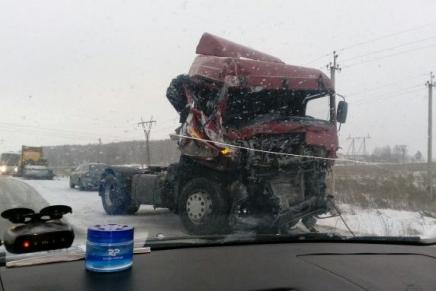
xmin=69 ymin=163 xmax=107 ymax=190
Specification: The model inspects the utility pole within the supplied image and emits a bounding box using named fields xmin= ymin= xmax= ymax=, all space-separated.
xmin=327 ymin=51 xmax=341 ymax=89
xmin=346 ymin=135 xmax=371 ymax=161
xmin=98 ymin=138 xmax=102 ymax=163
xmin=327 ymin=51 xmax=340 ymax=194
xmin=138 ymin=116 xmax=156 ymax=166
xmin=356 ymin=135 xmax=371 ymax=159
xmin=426 ymin=72 xmax=435 ymax=199
xmin=346 ymin=136 xmax=356 ymax=160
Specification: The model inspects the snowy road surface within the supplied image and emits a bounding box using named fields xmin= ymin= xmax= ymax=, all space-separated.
xmin=0 ymin=176 xmax=49 ymax=238
xmin=2 ymin=176 xmax=185 ymax=243
xmin=2 ymin=176 xmax=436 ymax=246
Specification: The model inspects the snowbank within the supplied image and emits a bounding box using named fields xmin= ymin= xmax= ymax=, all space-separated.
xmin=318 ymin=204 xmax=436 ymax=238
xmin=18 ymin=177 xmax=436 ymax=241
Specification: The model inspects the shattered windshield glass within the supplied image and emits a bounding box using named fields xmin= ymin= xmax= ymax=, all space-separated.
xmin=1 ymin=0 xmax=436 ymax=262
xmin=225 ymin=89 xmax=331 ymax=126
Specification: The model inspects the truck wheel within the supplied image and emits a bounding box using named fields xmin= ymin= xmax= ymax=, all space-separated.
xmin=78 ymin=179 xmax=86 ymax=191
xmin=69 ymin=179 xmax=75 ymax=189
xmin=178 ymin=177 xmax=229 ymax=235
xmin=101 ymin=173 xmax=139 ymax=215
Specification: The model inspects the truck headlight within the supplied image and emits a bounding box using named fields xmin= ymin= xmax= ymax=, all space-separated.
xmin=0 ymin=166 xmax=6 ymax=173
xmin=14 ymin=167 xmax=18 ymax=172
xmin=220 ymin=147 xmax=233 ymax=157
xmin=220 ymin=147 xmax=239 ymax=159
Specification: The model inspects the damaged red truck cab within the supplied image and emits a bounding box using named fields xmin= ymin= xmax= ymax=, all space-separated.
xmin=100 ymin=33 xmax=348 ymax=235
xmin=181 ymin=33 xmax=339 ymax=161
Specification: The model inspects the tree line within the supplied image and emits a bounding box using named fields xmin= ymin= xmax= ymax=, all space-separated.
xmin=43 ymin=139 xmax=180 ymax=168
xmin=368 ymin=145 xmax=423 ymax=163
xmin=44 ymin=139 xmax=424 ymax=168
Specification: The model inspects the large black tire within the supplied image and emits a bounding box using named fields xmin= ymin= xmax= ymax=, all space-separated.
xmin=101 ymin=173 xmax=139 ymax=215
xmin=178 ymin=177 xmax=229 ymax=235
xmin=78 ymin=179 xmax=86 ymax=191
xmin=69 ymin=178 xmax=75 ymax=189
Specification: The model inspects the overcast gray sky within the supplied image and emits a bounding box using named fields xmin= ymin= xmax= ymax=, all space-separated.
xmin=1 ymin=0 xmax=436 ymax=156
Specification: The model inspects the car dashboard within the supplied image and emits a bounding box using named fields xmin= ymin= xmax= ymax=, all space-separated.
xmin=1 ymin=242 xmax=436 ymax=291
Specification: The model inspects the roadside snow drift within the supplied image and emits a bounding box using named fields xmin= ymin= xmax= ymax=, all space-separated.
xmin=18 ymin=177 xmax=436 ymax=241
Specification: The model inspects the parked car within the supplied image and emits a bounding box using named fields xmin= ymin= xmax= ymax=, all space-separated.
xmin=69 ymin=163 xmax=107 ymax=190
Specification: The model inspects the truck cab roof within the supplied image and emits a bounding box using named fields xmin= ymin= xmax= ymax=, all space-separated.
xmin=188 ymin=33 xmax=333 ymax=92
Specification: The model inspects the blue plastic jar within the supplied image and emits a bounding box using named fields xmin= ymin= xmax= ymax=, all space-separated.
xmin=85 ymin=224 xmax=134 ymax=272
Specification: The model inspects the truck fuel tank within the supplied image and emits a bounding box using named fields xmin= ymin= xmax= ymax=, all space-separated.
xmin=131 ymin=173 xmax=166 ymax=206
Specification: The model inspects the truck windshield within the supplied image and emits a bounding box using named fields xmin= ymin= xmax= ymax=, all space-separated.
xmin=305 ymin=95 xmax=331 ymax=121
xmin=225 ymin=89 xmax=329 ymax=127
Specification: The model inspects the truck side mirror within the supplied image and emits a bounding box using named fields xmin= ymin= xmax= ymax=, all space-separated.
xmin=337 ymin=101 xmax=348 ymax=124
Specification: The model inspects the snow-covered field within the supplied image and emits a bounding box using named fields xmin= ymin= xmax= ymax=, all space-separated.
xmin=318 ymin=204 xmax=436 ymax=238
xmin=18 ymin=177 xmax=436 ymax=241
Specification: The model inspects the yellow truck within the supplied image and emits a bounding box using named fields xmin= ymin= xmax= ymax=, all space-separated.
xmin=18 ymin=146 xmax=54 ymax=179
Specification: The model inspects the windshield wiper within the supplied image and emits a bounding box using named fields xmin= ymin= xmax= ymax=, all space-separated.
xmin=144 ymin=233 xmax=436 ymax=250
xmin=345 ymin=236 xmax=436 ymax=245
xmin=144 ymin=232 xmax=346 ymax=250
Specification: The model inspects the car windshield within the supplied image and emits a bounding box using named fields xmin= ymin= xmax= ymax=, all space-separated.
xmin=1 ymin=0 xmax=436 ymax=263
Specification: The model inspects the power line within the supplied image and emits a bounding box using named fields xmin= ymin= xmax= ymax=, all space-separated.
xmin=338 ymin=21 xmax=436 ymax=52
xmin=353 ymin=87 xmax=423 ymax=106
xmin=341 ymin=35 xmax=436 ymax=62
xmin=304 ymin=21 xmax=436 ymax=65
xmin=352 ymin=84 xmax=423 ymax=103
xmin=345 ymin=73 xmax=428 ymax=96
xmin=0 ymin=121 xmax=141 ymax=146
xmin=0 ymin=121 xmax=125 ymax=139
xmin=0 ymin=126 xmax=120 ymax=143
xmin=0 ymin=125 xmax=123 ymax=141
xmin=304 ymin=53 xmax=332 ymax=66
xmin=344 ymin=43 xmax=436 ymax=68
xmin=170 ymin=133 xmax=373 ymax=164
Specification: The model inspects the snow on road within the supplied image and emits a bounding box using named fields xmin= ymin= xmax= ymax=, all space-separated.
xmin=0 ymin=176 xmax=49 ymax=238
xmin=318 ymin=204 xmax=436 ymax=238
xmin=19 ymin=177 xmax=185 ymax=243
xmin=15 ymin=177 xmax=436 ymax=242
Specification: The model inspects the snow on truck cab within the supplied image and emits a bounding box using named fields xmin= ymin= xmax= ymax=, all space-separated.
xmin=99 ymin=33 xmax=348 ymax=234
